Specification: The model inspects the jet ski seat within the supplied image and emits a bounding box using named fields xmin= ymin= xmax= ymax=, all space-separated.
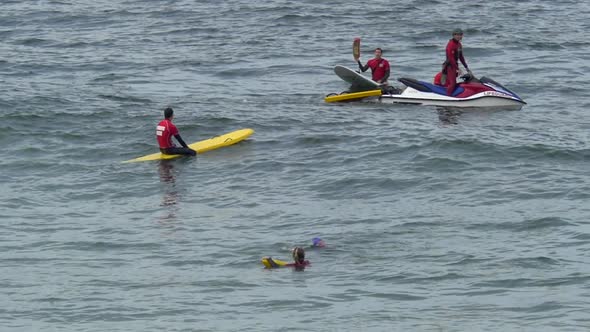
xmin=398 ymin=78 xmax=464 ymax=97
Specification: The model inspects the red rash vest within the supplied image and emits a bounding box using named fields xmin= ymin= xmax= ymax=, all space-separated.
xmin=156 ymin=119 xmax=179 ymax=149
xmin=367 ymin=58 xmax=390 ymax=82
xmin=445 ymin=38 xmax=467 ymax=70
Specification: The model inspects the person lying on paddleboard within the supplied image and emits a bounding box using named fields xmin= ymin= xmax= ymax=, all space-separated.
xmin=355 ymin=47 xmax=390 ymax=85
xmin=156 ymin=107 xmax=196 ymax=156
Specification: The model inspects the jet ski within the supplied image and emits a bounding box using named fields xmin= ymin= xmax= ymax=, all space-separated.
xmin=377 ymin=74 xmax=526 ymax=110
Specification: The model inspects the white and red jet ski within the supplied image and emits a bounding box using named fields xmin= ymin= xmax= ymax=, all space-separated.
xmin=376 ymin=74 xmax=526 ymax=110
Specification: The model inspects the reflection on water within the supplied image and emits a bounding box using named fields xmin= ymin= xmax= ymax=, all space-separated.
xmin=437 ymin=108 xmax=462 ymax=124
xmin=158 ymin=161 xmax=179 ymax=223
xmin=438 ymin=106 xmax=516 ymax=124
xmin=158 ymin=161 xmax=176 ymax=185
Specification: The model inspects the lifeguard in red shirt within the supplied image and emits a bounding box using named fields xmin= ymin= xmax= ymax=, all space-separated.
xmin=442 ymin=28 xmax=471 ymax=96
xmin=156 ymin=107 xmax=196 ymax=156
xmin=356 ymin=47 xmax=391 ymax=84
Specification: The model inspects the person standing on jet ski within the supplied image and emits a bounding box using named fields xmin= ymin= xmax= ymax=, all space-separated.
xmin=355 ymin=47 xmax=390 ymax=84
xmin=442 ymin=28 xmax=471 ymax=96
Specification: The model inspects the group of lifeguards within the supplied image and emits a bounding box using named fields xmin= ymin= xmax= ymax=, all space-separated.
xmin=356 ymin=28 xmax=471 ymax=97
xmin=154 ymin=29 xmax=471 ymax=157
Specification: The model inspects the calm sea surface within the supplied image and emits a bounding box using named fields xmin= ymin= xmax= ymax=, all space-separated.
xmin=1 ymin=1 xmax=589 ymax=331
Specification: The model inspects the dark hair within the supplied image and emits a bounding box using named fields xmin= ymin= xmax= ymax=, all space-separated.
xmin=375 ymin=47 xmax=383 ymax=53
xmin=164 ymin=107 xmax=174 ymax=119
xmin=292 ymin=247 xmax=305 ymax=263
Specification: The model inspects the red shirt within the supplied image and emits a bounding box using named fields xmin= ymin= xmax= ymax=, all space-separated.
xmin=445 ymin=39 xmax=467 ymax=70
xmin=156 ymin=119 xmax=179 ymax=149
xmin=367 ymin=58 xmax=390 ymax=82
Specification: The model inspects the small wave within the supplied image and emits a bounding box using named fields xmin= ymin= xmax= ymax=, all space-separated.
xmin=161 ymin=259 xmax=211 ymax=267
xmin=514 ymin=301 xmax=568 ymax=313
xmin=90 ymin=73 xmax=127 ymax=83
xmin=525 ymin=41 xmax=566 ymax=51
xmin=402 ymin=272 xmax=468 ymax=284
xmin=149 ymin=27 xmax=220 ymax=36
xmin=445 ymin=255 xmax=489 ymax=266
xmin=215 ymin=67 xmax=264 ymax=78
xmin=56 ymin=241 xmax=163 ymax=251
xmin=13 ymin=37 xmax=53 ymax=46
xmin=97 ymin=94 xmax=153 ymax=104
xmin=296 ymin=135 xmax=344 ymax=146
xmin=502 ymin=256 xmax=561 ymax=269
xmin=411 ymin=154 xmax=472 ymax=170
xmin=274 ymin=13 xmax=310 ymax=22
xmin=469 ymin=217 xmax=573 ymax=232
xmin=472 ymin=277 xmax=535 ymax=288
xmin=366 ymin=292 xmax=426 ymax=301
xmin=500 ymin=144 xmax=590 ymax=162
xmin=312 ymin=176 xmax=422 ymax=200
xmin=515 ymin=217 xmax=574 ymax=231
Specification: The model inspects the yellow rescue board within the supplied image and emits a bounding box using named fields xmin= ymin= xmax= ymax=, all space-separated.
xmin=123 ymin=128 xmax=254 ymax=163
xmin=261 ymin=257 xmax=289 ymax=269
xmin=324 ymin=89 xmax=382 ymax=103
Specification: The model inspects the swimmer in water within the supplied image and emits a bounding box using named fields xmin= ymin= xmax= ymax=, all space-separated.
xmin=312 ymin=237 xmax=325 ymax=247
xmin=287 ymin=247 xmax=310 ymax=268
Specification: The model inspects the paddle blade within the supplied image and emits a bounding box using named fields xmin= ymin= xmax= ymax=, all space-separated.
xmin=353 ymin=38 xmax=361 ymax=59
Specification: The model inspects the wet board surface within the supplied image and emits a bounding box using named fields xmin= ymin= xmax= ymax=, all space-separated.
xmin=334 ymin=65 xmax=380 ymax=92
xmin=261 ymin=257 xmax=288 ymax=268
xmin=324 ymin=89 xmax=382 ymax=103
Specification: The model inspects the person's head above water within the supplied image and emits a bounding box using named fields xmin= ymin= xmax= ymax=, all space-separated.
xmin=292 ymin=247 xmax=305 ymax=264
xmin=312 ymin=237 xmax=325 ymax=247
xmin=164 ymin=107 xmax=174 ymax=119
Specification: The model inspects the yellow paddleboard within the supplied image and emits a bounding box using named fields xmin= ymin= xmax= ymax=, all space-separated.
xmin=261 ymin=257 xmax=289 ymax=269
xmin=123 ymin=128 xmax=254 ymax=163
xmin=324 ymin=89 xmax=382 ymax=103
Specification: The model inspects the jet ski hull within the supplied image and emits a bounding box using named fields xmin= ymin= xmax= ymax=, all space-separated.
xmin=373 ymin=76 xmax=526 ymax=110
xmin=377 ymin=87 xmax=526 ymax=110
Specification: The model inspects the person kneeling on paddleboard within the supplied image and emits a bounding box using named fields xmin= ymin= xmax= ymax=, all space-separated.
xmin=356 ymin=47 xmax=390 ymax=85
xmin=156 ymin=107 xmax=196 ymax=156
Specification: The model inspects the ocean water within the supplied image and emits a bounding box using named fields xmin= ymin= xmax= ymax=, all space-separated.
xmin=1 ymin=1 xmax=589 ymax=331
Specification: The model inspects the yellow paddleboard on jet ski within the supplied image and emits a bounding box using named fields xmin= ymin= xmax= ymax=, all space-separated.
xmin=123 ymin=128 xmax=254 ymax=163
